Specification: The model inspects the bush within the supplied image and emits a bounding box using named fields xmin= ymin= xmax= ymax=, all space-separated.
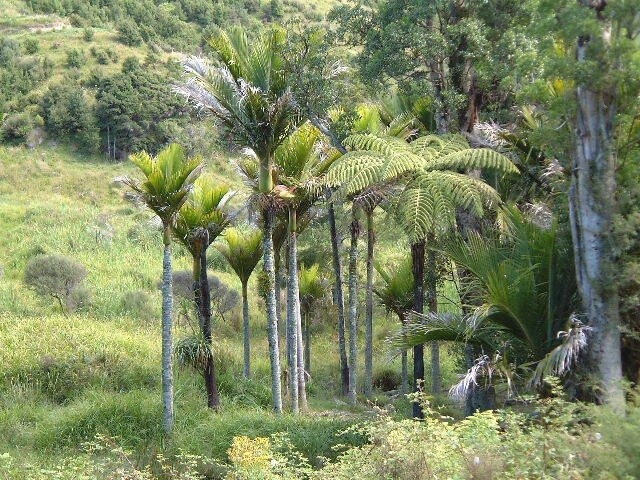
xmin=24 ymin=255 xmax=88 ymax=312
xmin=117 ymin=19 xmax=143 ymax=46
xmin=66 ymin=48 xmax=85 ymax=68
xmin=0 ymin=112 xmax=43 ymax=143
xmin=373 ymin=368 xmax=402 ymax=392
xmin=23 ymin=38 xmax=40 ymax=54
xmin=120 ymin=290 xmax=154 ymax=321
xmin=82 ymin=27 xmax=94 ymax=42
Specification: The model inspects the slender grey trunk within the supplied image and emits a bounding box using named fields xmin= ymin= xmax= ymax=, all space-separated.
xmin=364 ymin=209 xmax=374 ymax=397
xmin=263 ymin=208 xmax=283 ymax=413
xmin=296 ymin=303 xmax=308 ymax=411
xmin=347 ymin=208 xmax=360 ymax=404
xmin=286 ymin=208 xmax=299 ymax=413
xmin=275 ymin=250 xmax=284 ymax=347
xmin=242 ymin=281 xmax=251 ymax=378
xmin=304 ymin=312 xmax=310 ymax=374
xmin=426 ymin=243 xmax=441 ymax=395
xmin=161 ymin=227 xmax=174 ymax=434
xmin=328 ymin=198 xmax=349 ymax=396
xmin=411 ymin=240 xmax=425 ymax=419
xmin=570 ymin=27 xmax=624 ymax=413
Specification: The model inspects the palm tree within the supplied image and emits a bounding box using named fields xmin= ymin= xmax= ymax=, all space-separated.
xmin=238 ymin=122 xmax=335 ymax=411
xmin=173 ymin=176 xmax=233 ymax=410
xmin=374 ymin=258 xmax=414 ymax=393
xmin=394 ymin=207 xmax=582 ymax=402
xmin=176 ymin=26 xmax=301 ymax=413
xmin=299 ymin=264 xmax=328 ymax=377
xmin=124 ymin=143 xmax=203 ymax=435
xmin=215 ymin=226 xmax=263 ymax=379
xmin=327 ymin=132 xmax=517 ymax=415
xmin=325 ymin=108 xmax=416 ymax=401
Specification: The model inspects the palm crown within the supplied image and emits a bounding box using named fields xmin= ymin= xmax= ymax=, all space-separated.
xmin=215 ymin=226 xmax=263 ymax=285
xmin=126 ymin=143 xmax=203 ymax=225
xmin=174 ymin=176 xmax=234 ymax=254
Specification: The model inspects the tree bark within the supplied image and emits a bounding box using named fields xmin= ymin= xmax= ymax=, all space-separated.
xmin=286 ymin=208 xmax=299 ymax=413
xmin=242 ymin=280 xmax=251 ymax=378
xmin=200 ymin=244 xmax=220 ymax=410
xmin=364 ymin=209 xmax=374 ymax=397
xmin=570 ymin=26 xmax=624 ymax=412
xmin=399 ymin=313 xmax=409 ymax=394
xmin=161 ymin=226 xmax=175 ymax=434
xmin=347 ymin=208 xmax=360 ymax=404
xmin=296 ymin=302 xmax=308 ymax=411
xmin=328 ymin=199 xmax=349 ymax=396
xmin=304 ymin=312 xmax=311 ymax=374
xmin=411 ymin=240 xmax=425 ymax=419
xmin=263 ymin=207 xmax=283 ymax=413
xmin=426 ymin=243 xmax=441 ymax=395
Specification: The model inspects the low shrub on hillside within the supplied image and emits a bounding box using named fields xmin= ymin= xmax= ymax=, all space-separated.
xmin=121 ymin=290 xmax=155 ymax=321
xmin=24 ymin=254 xmax=89 ymax=313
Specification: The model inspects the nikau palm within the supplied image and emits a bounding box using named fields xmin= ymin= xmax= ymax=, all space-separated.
xmin=125 ymin=143 xmax=203 ymax=434
xmin=174 ymin=176 xmax=233 ymax=410
xmin=177 ymin=26 xmax=301 ymax=413
xmin=216 ymin=226 xmax=263 ymax=379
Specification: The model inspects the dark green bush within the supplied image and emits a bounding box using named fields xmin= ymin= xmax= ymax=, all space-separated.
xmin=23 ymin=38 xmax=40 ymax=54
xmin=0 ymin=112 xmax=43 ymax=143
xmin=82 ymin=27 xmax=94 ymax=42
xmin=117 ymin=19 xmax=143 ymax=46
xmin=373 ymin=367 xmax=402 ymax=392
xmin=24 ymin=254 xmax=88 ymax=312
xmin=66 ymin=48 xmax=85 ymax=68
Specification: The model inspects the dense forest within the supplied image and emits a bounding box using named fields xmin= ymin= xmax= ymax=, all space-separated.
xmin=1 ymin=0 xmax=639 ymax=478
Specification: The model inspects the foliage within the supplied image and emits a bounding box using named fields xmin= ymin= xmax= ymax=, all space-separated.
xmin=215 ymin=226 xmax=263 ymax=285
xmin=23 ymin=254 xmax=88 ymax=313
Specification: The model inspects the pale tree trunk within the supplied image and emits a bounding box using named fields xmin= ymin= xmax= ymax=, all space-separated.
xmin=304 ymin=312 xmax=311 ymax=374
xmin=242 ymin=281 xmax=251 ymax=378
xmin=286 ymin=208 xmax=299 ymax=413
xmin=570 ymin=18 xmax=624 ymax=412
xmin=347 ymin=208 xmax=360 ymax=404
xmin=161 ymin=226 xmax=175 ymax=434
xmin=296 ymin=303 xmax=308 ymax=411
xmin=328 ymin=199 xmax=349 ymax=396
xmin=411 ymin=240 xmax=425 ymax=419
xmin=426 ymin=243 xmax=441 ymax=395
xmin=263 ymin=207 xmax=283 ymax=413
xmin=364 ymin=209 xmax=375 ymax=397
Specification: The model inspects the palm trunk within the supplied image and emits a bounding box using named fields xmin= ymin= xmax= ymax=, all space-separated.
xmin=296 ymin=304 xmax=308 ymax=411
xmin=347 ymin=208 xmax=360 ymax=404
xmin=304 ymin=312 xmax=310 ymax=374
xmin=570 ymin=28 xmax=624 ymax=412
xmin=275 ymin=249 xmax=284 ymax=347
xmin=286 ymin=208 xmax=299 ymax=413
xmin=328 ymin=199 xmax=349 ymax=396
xmin=364 ymin=209 xmax=374 ymax=398
xmin=242 ymin=280 xmax=251 ymax=378
xmin=426 ymin=243 xmax=441 ymax=395
xmin=161 ymin=226 xmax=175 ymax=434
xmin=200 ymin=244 xmax=220 ymax=410
xmin=263 ymin=207 xmax=283 ymax=413
xmin=411 ymin=240 xmax=425 ymax=419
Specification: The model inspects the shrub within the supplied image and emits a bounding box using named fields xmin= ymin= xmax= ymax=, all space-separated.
xmin=0 ymin=112 xmax=43 ymax=143
xmin=24 ymin=254 xmax=88 ymax=312
xmin=23 ymin=38 xmax=40 ymax=54
xmin=82 ymin=27 xmax=94 ymax=42
xmin=117 ymin=19 xmax=143 ymax=46
xmin=120 ymin=290 xmax=154 ymax=321
xmin=66 ymin=48 xmax=85 ymax=68
xmin=373 ymin=367 xmax=402 ymax=392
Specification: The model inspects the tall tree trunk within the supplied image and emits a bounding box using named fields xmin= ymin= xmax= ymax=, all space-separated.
xmin=200 ymin=242 xmax=220 ymax=410
xmin=304 ymin=311 xmax=311 ymax=374
xmin=411 ymin=240 xmax=425 ymax=419
xmin=263 ymin=207 xmax=283 ymax=413
xmin=364 ymin=209 xmax=375 ymax=397
xmin=275 ymin=249 xmax=284 ymax=348
xmin=296 ymin=303 xmax=308 ymax=411
xmin=570 ymin=23 xmax=624 ymax=412
xmin=286 ymin=208 xmax=299 ymax=413
xmin=161 ymin=226 xmax=175 ymax=434
xmin=242 ymin=280 xmax=251 ymax=378
xmin=328 ymin=199 xmax=349 ymax=396
xmin=426 ymin=242 xmax=441 ymax=395
xmin=399 ymin=313 xmax=409 ymax=394
xmin=347 ymin=208 xmax=360 ymax=404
